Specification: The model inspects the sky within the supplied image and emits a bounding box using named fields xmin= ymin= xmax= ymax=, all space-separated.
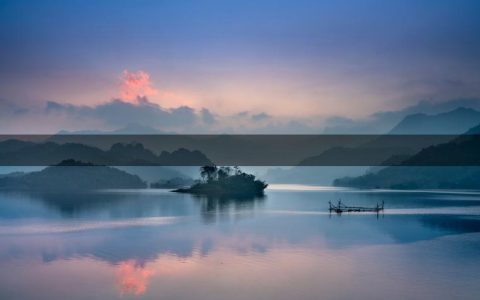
xmin=1 ymin=0 xmax=480 ymax=133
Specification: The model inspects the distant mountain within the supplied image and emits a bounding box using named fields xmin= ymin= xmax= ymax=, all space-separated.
xmin=333 ymin=122 xmax=480 ymax=189
xmin=0 ymin=160 xmax=147 ymax=190
xmin=299 ymin=108 xmax=480 ymax=166
xmin=57 ymin=123 xmax=168 ymax=135
xmin=263 ymin=166 xmax=368 ymax=185
xmin=295 ymin=108 xmax=480 ymax=168
xmin=388 ymin=107 xmax=480 ymax=134
xmin=264 ymin=110 xmax=480 ymax=184
xmin=297 ymin=146 xmax=416 ymax=166
xmin=465 ymin=123 xmax=480 ymax=135
xmin=0 ymin=139 xmax=36 ymax=154
xmin=323 ymin=98 xmax=480 ymax=134
xmin=112 ymin=123 xmax=167 ymax=134
xmin=0 ymin=140 xmax=213 ymax=166
xmin=117 ymin=166 xmax=194 ymax=183
xmin=399 ymin=133 xmax=480 ymax=166
xmin=333 ymin=166 xmax=480 ymax=189
xmin=108 ymin=142 xmax=159 ymax=162
xmin=0 ymin=141 xmax=109 ymax=165
xmin=150 ymin=177 xmax=194 ymax=189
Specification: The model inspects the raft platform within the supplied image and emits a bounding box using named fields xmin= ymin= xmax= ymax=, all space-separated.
xmin=329 ymin=200 xmax=384 ymax=214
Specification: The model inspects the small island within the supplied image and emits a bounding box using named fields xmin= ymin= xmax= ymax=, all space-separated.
xmin=173 ymin=166 xmax=268 ymax=197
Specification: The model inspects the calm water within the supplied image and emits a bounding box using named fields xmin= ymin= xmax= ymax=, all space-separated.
xmin=1 ymin=185 xmax=480 ymax=300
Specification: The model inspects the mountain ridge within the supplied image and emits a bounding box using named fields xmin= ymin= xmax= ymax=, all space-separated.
xmin=388 ymin=107 xmax=480 ymax=134
xmin=0 ymin=139 xmax=213 ymax=166
xmin=0 ymin=159 xmax=147 ymax=190
xmin=333 ymin=120 xmax=480 ymax=189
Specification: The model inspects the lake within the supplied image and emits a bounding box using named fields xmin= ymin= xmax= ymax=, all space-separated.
xmin=1 ymin=185 xmax=480 ymax=300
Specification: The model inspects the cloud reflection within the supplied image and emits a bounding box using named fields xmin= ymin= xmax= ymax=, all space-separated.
xmin=116 ymin=260 xmax=155 ymax=296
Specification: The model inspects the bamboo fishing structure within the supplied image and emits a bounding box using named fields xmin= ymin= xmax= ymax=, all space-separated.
xmin=329 ymin=200 xmax=384 ymax=214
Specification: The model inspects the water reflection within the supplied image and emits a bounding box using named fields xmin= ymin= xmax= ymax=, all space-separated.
xmin=0 ymin=190 xmax=195 ymax=219
xmin=1 ymin=188 xmax=480 ymax=299
xmin=116 ymin=260 xmax=155 ymax=296
xmin=0 ymin=190 xmax=267 ymax=223
xmin=193 ymin=194 xmax=265 ymax=223
xmin=1 ymin=234 xmax=480 ymax=300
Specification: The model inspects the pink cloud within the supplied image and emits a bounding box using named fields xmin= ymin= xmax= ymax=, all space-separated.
xmin=118 ymin=70 xmax=195 ymax=108
xmin=119 ymin=70 xmax=159 ymax=103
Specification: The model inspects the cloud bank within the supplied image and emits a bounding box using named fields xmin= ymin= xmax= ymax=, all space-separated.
xmin=45 ymin=97 xmax=207 ymax=132
xmin=2 ymin=96 xmax=480 ymax=134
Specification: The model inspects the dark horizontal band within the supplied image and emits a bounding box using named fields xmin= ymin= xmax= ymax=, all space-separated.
xmin=0 ymin=134 xmax=478 ymax=166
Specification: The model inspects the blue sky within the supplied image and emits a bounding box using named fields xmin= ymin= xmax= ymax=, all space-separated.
xmin=1 ymin=0 xmax=480 ymax=132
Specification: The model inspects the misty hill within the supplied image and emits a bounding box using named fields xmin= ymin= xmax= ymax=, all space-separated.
xmin=298 ymin=108 xmax=480 ymax=165
xmin=398 ymin=134 xmax=480 ymax=166
xmin=292 ymin=109 xmax=479 ymax=168
xmin=263 ymin=111 xmax=471 ymax=184
xmin=388 ymin=107 xmax=480 ymax=134
xmin=465 ymin=123 xmax=480 ymax=135
xmin=0 ymin=139 xmax=37 ymax=154
xmin=263 ymin=166 xmax=368 ymax=185
xmin=117 ymin=166 xmax=195 ymax=183
xmin=150 ymin=177 xmax=194 ymax=189
xmin=334 ymin=123 xmax=480 ymax=189
xmin=333 ymin=166 xmax=480 ymax=189
xmin=297 ymin=146 xmax=416 ymax=166
xmin=57 ymin=123 xmax=168 ymax=135
xmin=0 ymin=139 xmax=212 ymax=166
xmin=0 ymin=160 xmax=147 ymax=190
xmin=323 ymin=99 xmax=480 ymax=134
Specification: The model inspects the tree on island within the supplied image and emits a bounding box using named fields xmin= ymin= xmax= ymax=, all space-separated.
xmin=200 ymin=165 xmax=218 ymax=182
xmin=200 ymin=166 xmax=236 ymax=182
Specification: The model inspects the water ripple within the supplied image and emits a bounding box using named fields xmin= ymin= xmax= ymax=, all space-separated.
xmin=0 ymin=216 xmax=179 ymax=235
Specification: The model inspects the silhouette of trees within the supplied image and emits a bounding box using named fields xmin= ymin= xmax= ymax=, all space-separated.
xmin=200 ymin=165 xmax=218 ymax=182
xmin=217 ymin=166 xmax=232 ymax=180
